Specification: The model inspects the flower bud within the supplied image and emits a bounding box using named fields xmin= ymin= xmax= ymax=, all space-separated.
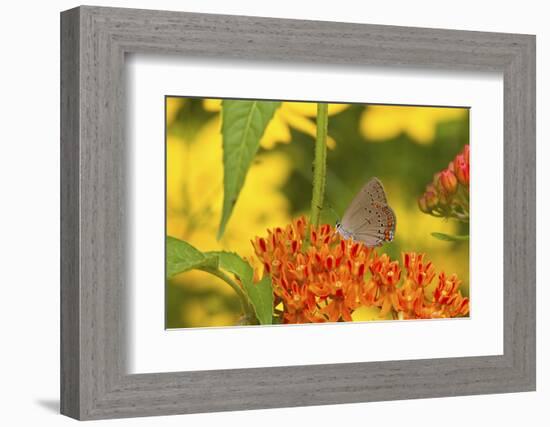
xmin=447 ymin=161 xmax=455 ymax=173
xmin=424 ymin=191 xmax=438 ymax=209
xmin=454 ymin=154 xmax=469 ymax=185
xmin=438 ymin=170 xmax=458 ymax=195
xmin=418 ymin=196 xmax=429 ymax=213
xmin=463 ymin=145 xmax=470 ymax=164
xmin=432 ymin=172 xmax=441 ymax=187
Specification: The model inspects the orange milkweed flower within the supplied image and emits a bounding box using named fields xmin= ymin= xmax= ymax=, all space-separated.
xmin=403 ymin=252 xmax=436 ymax=288
xmin=432 ymin=272 xmax=470 ymax=317
xmin=252 ymin=217 xmax=373 ymax=323
xmin=364 ymin=254 xmax=402 ymax=317
xmin=251 ymin=217 xmax=469 ymax=323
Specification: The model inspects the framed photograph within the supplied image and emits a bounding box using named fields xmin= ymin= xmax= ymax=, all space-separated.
xmin=61 ymin=6 xmax=536 ymax=420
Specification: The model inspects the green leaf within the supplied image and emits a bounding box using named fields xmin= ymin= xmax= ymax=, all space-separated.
xmin=431 ymin=232 xmax=469 ymax=242
xmin=218 ymin=100 xmax=281 ymax=239
xmin=243 ymin=275 xmax=274 ymax=326
xmin=206 ymin=251 xmax=254 ymax=284
xmin=206 ymin=251 xmax=274 ymax=325
xmin=166 ymin=240 xmax=272 ymax=325
xmin=166 ymin=237 xmax=218 ymax=278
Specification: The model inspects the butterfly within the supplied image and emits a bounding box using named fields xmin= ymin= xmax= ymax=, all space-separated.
xmin=335 ymin=177 xmax=396 ymax=247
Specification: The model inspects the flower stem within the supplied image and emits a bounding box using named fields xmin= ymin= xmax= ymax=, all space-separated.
xmin=310 ymin=103 xmax=329 ymax=228
xmin=200 ymin=267 xmax=257 ymax=323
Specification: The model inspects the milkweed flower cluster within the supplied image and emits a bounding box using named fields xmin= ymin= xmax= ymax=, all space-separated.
xmin=251 ymin=217 xmax=469 ymax=324
xmin=418 ymin=144 xmax=469 ymax=222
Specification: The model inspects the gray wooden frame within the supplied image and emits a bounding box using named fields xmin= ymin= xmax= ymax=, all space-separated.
xmin=60 ymin=5 xmax=536 ymax=420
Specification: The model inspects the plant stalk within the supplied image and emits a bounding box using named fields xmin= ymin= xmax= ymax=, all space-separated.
xmin=200 ymin=267 xmax=256 ymax=322
xmin=310 ymin=103 xmax=329 ymax=228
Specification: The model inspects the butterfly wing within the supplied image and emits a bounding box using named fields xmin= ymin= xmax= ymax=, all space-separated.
xmin=341 ymin=177 xmax=387 ymax=228
xmin=363 ymin=177 xmax=388 ymax=204
xmin=340 ymin=178 xmax=396 ymax=247
xmin=349 ymin=205 xmax=396 ymax=247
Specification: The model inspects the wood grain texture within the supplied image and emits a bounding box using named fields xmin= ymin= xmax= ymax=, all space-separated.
xmin=60 ymin=5 xmax=536 ymax=420
xmin=60 ymin=7 xmax=81 ymax=419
